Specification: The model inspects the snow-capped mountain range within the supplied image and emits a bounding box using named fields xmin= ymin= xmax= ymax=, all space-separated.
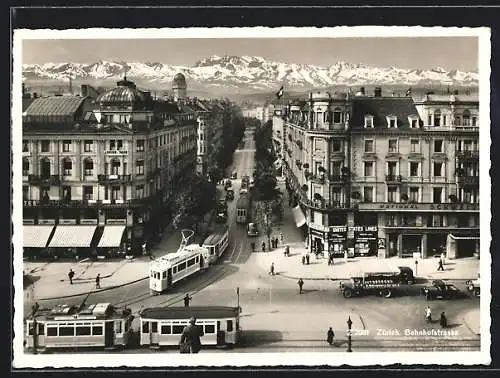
xmin=22 ymin=55 xmax=478 ymax=92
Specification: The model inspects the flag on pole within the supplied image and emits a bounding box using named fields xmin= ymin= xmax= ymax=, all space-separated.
xmin=276 ymin=86 xmax=284 ymax=99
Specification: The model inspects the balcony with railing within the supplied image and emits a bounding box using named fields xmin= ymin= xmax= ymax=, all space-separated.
xmin=27 ymin=174 xmax=60 ymax=186
xmin=456 ymin=175 xmax=479 ymax=186
xmin=385 ymin=174 xmax=404 ymax=184
xmin=456 ymin=150 xmax=479 ymax=161
xmin=329 ymin=174 xmax=350 ymax=184
xmin=98 ymin=174 xmax=132 ymax=184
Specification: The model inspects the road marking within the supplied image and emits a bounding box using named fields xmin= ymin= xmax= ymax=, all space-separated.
xmin=234 ymin=240 xmax=245 ymax=264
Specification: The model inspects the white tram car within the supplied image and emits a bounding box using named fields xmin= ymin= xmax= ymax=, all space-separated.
xmin=25 ymin=303 xmax=133 ymax=351
xmin=139 ymin=306 xmax=241 ymax=348
xmin=149 ymin=244 xmax=209 ymax=295
xmin=202 ymin=226 xmax=229 ymax=265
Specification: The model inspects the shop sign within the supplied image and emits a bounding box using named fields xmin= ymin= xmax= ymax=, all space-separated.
xmin=310 ymin=229 xmax=325 ymax=238
xmin=358 ymin=202 xmax=479 ymax=211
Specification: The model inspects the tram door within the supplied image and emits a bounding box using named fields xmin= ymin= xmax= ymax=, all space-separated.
xmin=167 ymin=268 xmax=172 ymax=287
xmin=150 ymin=321 xmax=159 ymax=345
xmin=200 ymin=255 xmax=205 ymax=269
xmin=105 ymin=321 xmax=114 ymax=347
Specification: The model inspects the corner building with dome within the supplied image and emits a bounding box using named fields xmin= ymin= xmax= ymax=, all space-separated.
xmin=21 ymin=73 xmax=228 ymax=259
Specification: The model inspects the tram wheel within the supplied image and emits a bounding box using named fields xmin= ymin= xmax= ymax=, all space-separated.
xmin=343 ymin=289 xmax=353 ymax=298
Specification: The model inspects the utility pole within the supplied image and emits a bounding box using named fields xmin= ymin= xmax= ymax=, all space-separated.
xmin=236 ymin=286 xmax=240 ymax=313
xmin=346 ymin=316 xmax=353 ymax=353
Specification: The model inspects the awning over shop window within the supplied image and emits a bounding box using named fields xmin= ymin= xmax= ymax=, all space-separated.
xmin=292 ymin=205 xmax=306 ymax=227
xmin=97 ymin=226 xmax=126 ymax=248
xmin=450 ymin=234 xmax=480 ymax=240
xmin=23 ymin=225 xmax=54 ymax=248
xmin=48 ymin=225 xmax=97 ymax=248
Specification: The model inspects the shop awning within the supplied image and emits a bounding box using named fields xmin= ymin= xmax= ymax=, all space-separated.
xmin=97 ymin=225 xmax=126 ymax=248
xmin=48 ymin=225 xmax=97 ymax=248
xmin=23 ymin=225 xmax=54 ymax=248
xmin=292 ymin=205 xmax=306 ymax=227
xmin=449 ymin=234 xmax=480 ymax=240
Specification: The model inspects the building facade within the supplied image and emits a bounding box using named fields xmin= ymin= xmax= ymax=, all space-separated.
xmin=277 ymin=88 xmax=479 ymax=259
xmin=22 ymin=76 xmax=198 ymax=258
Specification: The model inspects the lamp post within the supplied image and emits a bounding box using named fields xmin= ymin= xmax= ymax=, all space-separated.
xmin=415 ymin=259 xmax=419 ymax=277
xmin=236 ymin=286 xmax=240 ymax=313
xmin=346 ymin=316 xmax=353 ymax=352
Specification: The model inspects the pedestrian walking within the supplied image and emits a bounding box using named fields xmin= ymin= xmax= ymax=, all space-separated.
xmin=440 ymin=312 xmax=448 ymax=328
xmin=95 ymin=274 xmax=101 ymax=289
xmin=279 ymin=232 xmax=284 ymax=246
xmin=250 ymin=242 xmax=256 ymax=252
xmin=302 ymin=255 xmax=306 ymax=265
xmin=440 ymin=252 xmax=446 ymax=265
xmin=269 ymin=262 xmax=275 ymax=276
xmin=184 ymin=293 xmax=192 ymax=307
xmin=285 ymin=245 xmax=290 ymax=257
xmin=262 ymin=241 xmax=266 ymax=252
xmin=275 ymin=237 xmax=279 ymax=249
xmin=425 ymin=305 xmax=432 ymax=323
xmin=327 ymin=327 xmax=335 ymax=346
xmin=437 ymin=258 xmax=444 ymax=271
xmin=68 ymin=269 xmax=75 ymax=285
xmin=344 ymin=250 xmax=348 ymax=263
xmin=306 ymin=254 xmax=310 ymax=265
xmin=179 ymin=317 xmax=204 ymax=354
xmin=298 ymin=278 xmax=304 ymax=294
xmin=142 ymin=242 xmax=147 ymax=256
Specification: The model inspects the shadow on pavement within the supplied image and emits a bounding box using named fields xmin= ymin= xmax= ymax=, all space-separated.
xmin=240 ymin=330 xmax=284 ymax=347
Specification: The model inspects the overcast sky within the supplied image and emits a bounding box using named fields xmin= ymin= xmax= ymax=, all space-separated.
xmin=22 ymin=37 xmax=478 ymax=71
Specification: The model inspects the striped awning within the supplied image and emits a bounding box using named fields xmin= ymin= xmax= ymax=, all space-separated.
xmin=292 ymin=205 xmax=306 ymax=227
xmin=48 ymin=225 xmax=97 ymax=248
xmin=97 ymin=226 xmax=126 ymax=248
xmin=23 ymin=225 xmax=54 ymax=248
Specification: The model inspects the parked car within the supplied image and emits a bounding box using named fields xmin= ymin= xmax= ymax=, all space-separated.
xmin=240 ymin=188 xmax=248 ymax=195
xmin=247 ymin=223 xmax=259 ymax=237
xmin=465 ymin=273 xmax=480 ymax=297
xmin=231 ymin=171 xmax=238 ymax=179
xmin=226 ymin=189 xmax=235 ymax=201
xmin=421 ymin=279 xmax=463 ymax=300
xmin=224 ymin=180 xmax=232 ymax=190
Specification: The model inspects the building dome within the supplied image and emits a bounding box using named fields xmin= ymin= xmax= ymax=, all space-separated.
xmin=172 ymin=73 xmax=187 ymax=88
xmin=96 ymin=77 xmax=146 ymax=108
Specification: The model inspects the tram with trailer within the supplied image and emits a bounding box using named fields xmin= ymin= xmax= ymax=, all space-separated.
xmin=202 ymin=226 xmax=230 ymax=265
xmin=25 ymin=303 xmax=133 ymax=351
xmin=236 ymin=193 xmax=251 ymax=224
xmin=139 ymin=306 xmax=241 ymax=348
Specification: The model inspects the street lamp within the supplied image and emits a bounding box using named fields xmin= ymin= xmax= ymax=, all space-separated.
xmin=415 ymin=259 xmax=419 ymax=277
xmin=236 ymin=286 xmax=240 ymax=313
xmin=346 ymin=316 xmax=353 ymax=352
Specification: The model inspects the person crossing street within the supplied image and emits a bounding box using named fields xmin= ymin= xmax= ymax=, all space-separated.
xmin=298 ymin=278 xmax=304 ymax=294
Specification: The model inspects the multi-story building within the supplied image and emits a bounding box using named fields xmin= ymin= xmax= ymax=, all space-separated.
xmin=278 ymin=88 xmax=479 ymax=260
xmin=22 ymin=76 xmax=198 ymax=258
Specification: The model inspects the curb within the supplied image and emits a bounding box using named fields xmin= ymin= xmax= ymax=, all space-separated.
xmin=36 ymin=276 xmax=149 ymax=301
xmin=277 ymin=273 xmax=478 ymax=282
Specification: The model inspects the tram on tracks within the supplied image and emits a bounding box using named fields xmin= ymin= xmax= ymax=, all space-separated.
xmin=139 ymin=306 xmax=241 ymax=348
xmin=236 ymin=193 xmax=251 ymax=224
xmin=202 ymin=226 xmax=229 ymax=265
xmin=25 ymin=303 xmax=134 ymax=352
xmin=149 ymin=229 xmax=209 ymax=295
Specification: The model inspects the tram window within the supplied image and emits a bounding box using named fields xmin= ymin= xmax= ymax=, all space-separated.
xmin=92 ymin=326 xmax=103 ymax=335
xmin=205 ymin=324 xmax=215 ymax=334
xmin=142 ymin=322 xmax=149 ymax=333
xmin=210 ymin=247 xmax=215 ymax=256
xmin=227 ymin=320 xmax=233 ymax=332
xmin=38 ymin=323 xmax=44 ymax=335
xmin=162 ymin=271 xmax=167 ymax=279
xmin=47 ymin=327 xmax=57 ymax=336
xmin=76 ymin=326 xmax=91 ymax=336
xmin=59 ymin=326 xmax=75 ymax=336
xmin=172 ymin=325 xmax=184 ymax=334
xmin=173 ymin=267 xmax=177 ymax=274
xmin=161 ymin=325 xmax=172 ymax=334
xmin=115 ymin=321 xmax=122 ymax=334
xmin=151 ymin=322 xmax=158 ymax=333
xmin=187 ymin=258 xmax=195 ymax=267
xmin=178 ymin=262 xmax=186 ymax=271
xmin=195 ymin=256 xmax=199 ymax=263
xmin=215 ymin=245 xmax=220 ymax=255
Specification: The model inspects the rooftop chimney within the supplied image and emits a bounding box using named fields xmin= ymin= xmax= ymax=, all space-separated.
xmin=374 ymin=87 xmax=382 ymax=97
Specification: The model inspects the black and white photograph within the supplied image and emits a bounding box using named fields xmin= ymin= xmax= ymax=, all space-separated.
xmin=11 ymin=26 xmax=491 ymax=367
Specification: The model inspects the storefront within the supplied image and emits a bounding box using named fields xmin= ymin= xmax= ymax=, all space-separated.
xmin=351 ymin=226 xmax=378 ymax=256
xmin=328 ymin=226 xmax=347 ymax=256
xmin=310 ymin=228 xmax=327 ymax=255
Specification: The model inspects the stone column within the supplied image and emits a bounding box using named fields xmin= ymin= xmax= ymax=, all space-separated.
xmin=397 ymin=234 xmax=403 ymax=258
xmin=421 ymin=233 xmax=428 ymax=259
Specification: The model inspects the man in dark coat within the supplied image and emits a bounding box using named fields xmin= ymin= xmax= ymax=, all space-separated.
xmin=298 ymin=278 xmax=304 ymax=294
xmin=180 ymin=317 xmax=204 ymax=354
xmin=327 ymin=327 xmax=335 ymax=346
xmin=68 ymin=269 xmax=75 ymax=285
xmin=184 ymin=293 xmax=192 ymax=307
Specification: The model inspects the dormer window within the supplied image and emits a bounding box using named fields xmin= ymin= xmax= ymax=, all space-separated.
xmin=364 ymin=115 xmax=374 ymax=128
xmin=408 ymin=115 xmax=419 ymax=129
xmin=387 ymin=115 xmax=398 ymax=128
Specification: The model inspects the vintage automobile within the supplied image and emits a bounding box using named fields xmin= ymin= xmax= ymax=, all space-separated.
xmin=247 ymin=223 xmax=259 ymax=237
xmin=421 ymin=279 xmax=463 ymax=300
xmin=465 ymin=273 xmax=480 ymax=297
xmin=225 ymin=189 xmax=235 ymax=201
xmin=242 ymin=175 xmax=250 ymax=187
xmin=224 ymin=179 xmax=232 ymax=190
xmin=231 ymin=171 xmax=238 ymax=179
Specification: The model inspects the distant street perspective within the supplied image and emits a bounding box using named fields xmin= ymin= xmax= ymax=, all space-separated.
xmin=19 ymin=34 xmax=483 ymax=357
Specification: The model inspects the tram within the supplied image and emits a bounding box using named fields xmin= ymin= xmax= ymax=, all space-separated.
xmin=236 ymin=193 xmax=251 ymax=224
xmin=202 ymin=226 xmax=229 ymax=265
xmin=139 ymin=306 xmax=241 ymax=348
xmin=25 ymin=303 xmax=133 ymax=351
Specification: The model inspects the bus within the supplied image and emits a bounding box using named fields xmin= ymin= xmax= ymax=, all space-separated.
xmin=236 ymin=193 xmax=251 ymax=224
xmin=149 ymin=244 xmax=209 ymax=295
xmin=202 ymin=226 xmax=230 ymax=265
xmin=25 ymin=303 xmax=134 ymax=352
xmin=139 ymin=306 xmax=241 ymax=348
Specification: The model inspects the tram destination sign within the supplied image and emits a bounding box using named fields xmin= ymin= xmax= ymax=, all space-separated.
xmin=357 ymin=202 xmax=479 ymax=212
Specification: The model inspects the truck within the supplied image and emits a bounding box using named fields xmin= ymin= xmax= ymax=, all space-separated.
xmin=465 ymin=273 xmax=480 ymax=297
xmin=421 ymin=279 xmax=463 ymax=300
xmin=340 ymin=266 xmax=415 ymax=299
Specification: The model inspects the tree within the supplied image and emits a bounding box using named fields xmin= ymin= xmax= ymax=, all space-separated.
xmin=255 ymin=200 xmax=276 ymax=251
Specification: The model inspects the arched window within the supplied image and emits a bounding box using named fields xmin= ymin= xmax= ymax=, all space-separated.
xmin=462 ymin=110 xmax=471 ymax=126
xmin=62 ymin=158 xmax=73 ymax=176
xmin=333 ymin=107 xmax=342 ymax=124
xmin=40 ymin=158 xmax=51 ymax=178
xmin=83 ymin=158 xmax=94 ymax=176
xmin=433 ymin=109 xmax=441 ymax=127
xmin=23 ymin=158 xmax=30 ymax=176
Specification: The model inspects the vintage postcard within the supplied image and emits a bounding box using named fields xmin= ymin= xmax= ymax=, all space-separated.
xmin=12 ymin=26 xmax=491 ymax=367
